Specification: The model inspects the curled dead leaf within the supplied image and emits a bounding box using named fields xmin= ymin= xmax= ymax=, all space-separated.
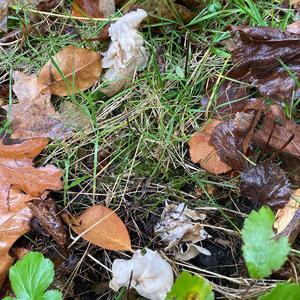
xmin=274 ymin=189 xmax=300 ymax=244
xmin=189 ymin=120 xmax=232 ymax=175
xmin=38 ymin=45 xmax=102 ymax=96
xmin=62 ymin=205 xmax=132 ymax=251
xmin=211 ymin=112 xmax=255 ymax=171
xmin=240 ymin=162 xmax=291 ymax=209
xmin=72 ymin=0 xmax=115 ymax=18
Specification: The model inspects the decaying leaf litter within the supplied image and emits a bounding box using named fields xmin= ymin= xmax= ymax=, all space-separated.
xmin=1 ymin=0 xmax=300 ymax=299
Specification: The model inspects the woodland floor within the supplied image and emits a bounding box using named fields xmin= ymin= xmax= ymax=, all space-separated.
xmin=0 ymin=0 xmax=300 ymax=299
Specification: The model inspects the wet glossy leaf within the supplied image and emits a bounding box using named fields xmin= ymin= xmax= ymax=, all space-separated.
xmin=38 ymin=45 xmax=102 ymax=96
xmin=27 ymin=199 xmax=67 ymax=248
xmin=211 ymin=112 xmax=255 ymax=171
xmin=240 ymin=162 xmax=291 ymax=208
xmin=63 ymin=205 xmax=132 ymax=251
xmin=6 ymin=71 xmax=71 ymax=139
xmin=226 ymin=26 xmax=300 ymax=102
xmin=242 ymin=207 xmax=290 ymax=279
xmin=253 ymin=105 xmax=300 ymax=159
xmin=189 ymin=120 xmax=232 ymax=175
xmin=274 ymin=189 xmax=300 ymax=244
xmin=72 ymin=0 xmax=115 ymax=18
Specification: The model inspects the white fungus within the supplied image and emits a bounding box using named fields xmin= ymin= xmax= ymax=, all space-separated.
xmin=109 ymin=249 xmax=174 ymax=300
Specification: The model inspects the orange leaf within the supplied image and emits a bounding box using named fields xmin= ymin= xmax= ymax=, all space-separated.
xmin=38 ymin=45 xmax=102 ymax=96
xmin=0 ymin=137 xmax=63 ymax=288
xmin=63 ymin=205 xmax=132 ymax=251
xmin=189 ymin=120 xmax=232 ymax=175
xmin=0 ymin=138 xmax=63 ymax=197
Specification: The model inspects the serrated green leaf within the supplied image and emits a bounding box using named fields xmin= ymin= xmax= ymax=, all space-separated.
xmin=242 ymin=207 xmax=290 ymax=279
xmin=166 ymin=271 xmax=214 ymax=300
xmin=258 ymin=283 xmax=300 ymax=300
xmin=8 ymin=252 xmax=61 ymax=300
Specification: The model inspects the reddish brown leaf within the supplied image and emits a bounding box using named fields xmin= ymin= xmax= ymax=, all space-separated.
xmin=274 ymin=189 xmax=300 ymax=244
xmin=225 ymin=26 xmax=300 ymax=102
xmin=27 ymin=198 xmax=67 ymax=248
xmin=72 ymin=0 xmax=115 ymax=18
xmin=38 ymin=45 xmax=102 ymax=96
xmin=240 ymin=162 xmax=291 ymax=209
xmin=189 ymin=120 xmax=232 ymax=175
xmin=253 ymin=105 xmax=300 ymax=159
xmin=6 ymin=71 xmax=71 ymax=139
xmin=211 ymin=112 xmax=255 ymax=171
xmin=62 ymin=205 xmax=132 ymax=251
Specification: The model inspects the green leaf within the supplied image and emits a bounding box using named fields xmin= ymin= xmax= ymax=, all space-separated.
xmin=8 ymin=252 xmax=62 ymax=300
xmin=166 ymin=271 xmax=214 ymax=300
xmin=242 ymin=207 xmax=290 ymax=279
xmin=258 ymin=283 xmax=300 ymax=300
xmin=41 ymin=290 xmax=63 ymax=300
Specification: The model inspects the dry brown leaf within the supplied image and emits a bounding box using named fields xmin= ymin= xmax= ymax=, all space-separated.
xmin=62 ymin=205 xmax=132 ymax=251
xmin=6 ymin=71 xmax=71 ymax=139
xmin=0 ymin=137 xmax=63 ymax=288
xmin=275 ymin=189 xmax=300 ymax=244
xmin=253 ymin=105 xmax=300 ymax=159
xmin=123 ymin=0 xmax=202 ymax=23
xmin=0 ymin=205 xmax=32 ymax=288
xmin=72 ymin=0 xmax=115 ymax=18
xmin=189 ymin=120 xmax=232 ymax=175
xmin=0 ymin=138 xmax=63 ymax=196
xmin=38 ymin=45 xmax=102 ymax=96
xmin=287 ymin=20 xmax=300 ymax=35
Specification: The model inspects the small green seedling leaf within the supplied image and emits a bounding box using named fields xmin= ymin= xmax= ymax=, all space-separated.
xmin=242 ymin=207 xmax=290 ymax=279
xmin=3 ymin=251 xmax=62 ymax=300
xmin=257 ymin=282 xmax=300 ymax=300
xmin=166 ymin=271 xmax=214 ymax=300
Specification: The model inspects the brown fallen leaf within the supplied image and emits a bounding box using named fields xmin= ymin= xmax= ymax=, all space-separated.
xmin=211 ymin=112 xmax=255 ymax=171
xmin=38 ymin=45 xmax=102 ymax=96
xmin=72 ymin=0 xmax=115 ymax=18
xmin=6 ymin=71 xmax=71 ymax=139
xmin=0 ymin=137 xmax=63 ymax=288
xmin=189 ymin=120 xmax=232 ymax=175
xmin=0 ymin=206 xmax=32 ymax=288
xmin=0 ymin=138 xmax=63 ymax=196
xmin=274 ymin=189 xmax=300 ymax=244
xmin=287 ymin=20 xmax=300 ymax=35
xmin=62 ymin=205 xmax=132 ymax=251
xmin=253 ymin=105 xmax=300 ymax=159
xmin=225 ymin=25 xmax=300 ymax=102
xmin=27 ymin=198 xmax=67 ymax=248
xmin=240 ymin=162 xmax=292 ymax=209
xmin=123 ymin=0 xmax=202 ymax=23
